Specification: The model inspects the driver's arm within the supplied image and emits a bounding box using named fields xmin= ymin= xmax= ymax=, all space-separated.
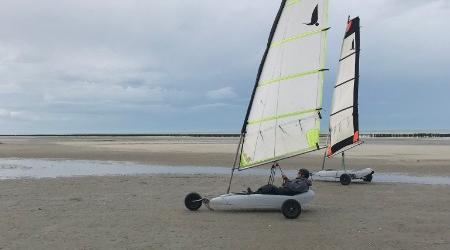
xmin=281 ymin=174 xmax=289 ymax=183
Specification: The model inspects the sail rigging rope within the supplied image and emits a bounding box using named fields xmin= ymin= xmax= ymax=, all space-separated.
xmin=268 ymin=165 xmax=276 ymax=185
xmin=268 ymin=163 xmax=285 ymax=185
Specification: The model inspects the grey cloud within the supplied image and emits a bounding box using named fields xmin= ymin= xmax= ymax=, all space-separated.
xmin=0 ymin=0 xmax=448 ymax=133
xmin=206 ymin=87 xmax=237 ymax=100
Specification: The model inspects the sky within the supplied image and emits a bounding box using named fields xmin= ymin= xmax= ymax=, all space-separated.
xmin=0 ymin=0 xmax=449 ymax=134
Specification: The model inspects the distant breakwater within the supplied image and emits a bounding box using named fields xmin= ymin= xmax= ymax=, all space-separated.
xmin=361 ymin=133 xmax=450 ymax=138
xmin=1 ymin=133 xmax=450 ymax=138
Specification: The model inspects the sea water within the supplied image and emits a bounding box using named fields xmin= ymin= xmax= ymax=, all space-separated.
xmin=1 ymin=158 xmax=450 ymax=185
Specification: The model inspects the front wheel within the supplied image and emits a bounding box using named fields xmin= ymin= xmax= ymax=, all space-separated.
xmin=281 ymin=199 xmax=302 ymax=219
xmin=340 ymin=174 xmax=352 ymax=185
xmin=185 ymin=192 xmax=202 ymax=211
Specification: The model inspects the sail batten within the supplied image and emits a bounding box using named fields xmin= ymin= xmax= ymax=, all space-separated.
xmin=330 ymin=106 xmax=354 ymax=116
xmin=247 ymin=108 xmax=321 ymax=125
xmin=239 ymin=0 xmax=329 ymax=170
xmin=259 ymin=68 xmax=327 ymax=86
xmin=271 ymin=28 xmax=329 ymax=47
xmin=286 ymin=0 xmax=301 ymax=8
xmin=240 ymin=147 xmax=321 ymax=170
xmin=327 ymin=16 xmax=360 ymax=157
xmin=335 ymin=77 xmax=356 ymax=88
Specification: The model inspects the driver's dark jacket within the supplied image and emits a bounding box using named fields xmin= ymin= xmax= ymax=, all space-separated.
xmin=282 ymin=177 xmax=311 ymax=193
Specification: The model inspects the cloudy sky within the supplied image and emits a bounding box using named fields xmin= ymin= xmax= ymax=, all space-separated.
xmin=0 ymin=0 xmax=449 ymax=134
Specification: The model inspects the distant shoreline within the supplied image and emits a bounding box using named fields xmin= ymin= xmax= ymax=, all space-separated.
xmin=1 ymin=133 xmax=450 ymax=138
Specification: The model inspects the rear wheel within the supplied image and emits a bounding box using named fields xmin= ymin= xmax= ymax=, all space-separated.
xmin=281 ymin=199 xmax=301 ymax=219
xmin=340 ymin=174 xmax=351 ymax=185
xmin=363 ymin=174 xmax=373 ymax=182
xmin=184 ymin=192 xmax=202 ymax=211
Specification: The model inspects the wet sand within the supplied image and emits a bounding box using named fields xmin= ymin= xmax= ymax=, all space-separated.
xmin=0 ymin=136 xmax=450 ymax=249
xmin=0 ymin=136 xmax=449 ymax=175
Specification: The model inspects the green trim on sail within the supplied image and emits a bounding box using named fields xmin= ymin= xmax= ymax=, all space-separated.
xmin=271 ymin=28 xmax=328 ymax=48
xmin=321 ymin=0 xmax=329 ymax=70
xmin=318 ymin=28 xmax=328 ymax=108
xmin=316 ymin=0 xmax=329 ymax=129
xmin=286 ymin=0 xmax=301 ymax=8
xmin=239 ymin=145 xmax=319 ymax=169
xmin=240 ymin=152 xmax=249 ymax=167
xmin=307 ymin=129 xmax=320 ymax=148
xmin=247 ymin=108 xmax=319 ymax=125
xmin=316 ymin=68 xmax=325 ymax=130
xmin=259 ymin=68 xmax=323 ymax=87
xmin=323 ymin=0 xmax=329 ymax=32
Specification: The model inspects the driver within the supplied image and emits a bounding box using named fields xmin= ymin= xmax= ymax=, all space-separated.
xmin=247 ymin=168 xmax=312 ymax=195
xmin=279 ymin=169 xmax=312 ymax=195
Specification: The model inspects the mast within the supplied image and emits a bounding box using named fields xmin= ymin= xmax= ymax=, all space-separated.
xmin=341 ymin=151 xmax=346 ymax=170
xmin=226 ymin=134 xmax=244 ymax=193
xmin=226 ymin=0 xmax=287 ymax=193
xmin=321 ymin=133 xmax=330 ymax=170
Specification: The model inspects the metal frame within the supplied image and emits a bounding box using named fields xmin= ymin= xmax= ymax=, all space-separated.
xmin=321 ymin=140 xmax=364 ymax=170
xmin=226 ymin=134 xmax=244 ymax=193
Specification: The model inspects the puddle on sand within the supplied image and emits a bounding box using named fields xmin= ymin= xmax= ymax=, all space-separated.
xmin=1 ymin=158 xmax=450 ymax=186
xmin=0 ymin=158 xmax=267 ymax=179
xmin=371 ymin=172 xmax=450 ymax=185
xmin=312 ymin=172 xmax=450 ymax=185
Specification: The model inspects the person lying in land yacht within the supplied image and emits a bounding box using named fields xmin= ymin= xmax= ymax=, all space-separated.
xmin=247 ymin=168 xmax=312 ymax=195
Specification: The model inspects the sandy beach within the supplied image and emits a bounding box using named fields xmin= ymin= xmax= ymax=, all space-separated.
xmin=0 ymin=136 xmax=450 ymax=249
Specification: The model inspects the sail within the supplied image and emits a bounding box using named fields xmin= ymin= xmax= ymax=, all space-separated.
xmin=239 ymin=0 xmax=329 ymax=170
xmin=327 ymin=17 xmax=360 ymax=157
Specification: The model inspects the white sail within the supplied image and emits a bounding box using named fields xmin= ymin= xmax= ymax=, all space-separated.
xmin=239 ymin=0 xmax=329 ymax=169
xmin=327 ymin=17 xmax=360 ymax=157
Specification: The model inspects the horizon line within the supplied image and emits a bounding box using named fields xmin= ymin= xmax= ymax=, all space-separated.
xmin=1 ymin=132 xmax=450 ymax=137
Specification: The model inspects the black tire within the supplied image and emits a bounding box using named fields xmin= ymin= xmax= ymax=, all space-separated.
xmin=281 ymin=199 xmax=302 ymax=219
xmin=184 ymin=192 xmax=202 ymax=211
xmin=363 ymin=173 xmax=373 ymax=182
xmin=340 ymin=174 xmax=352 ymax=185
